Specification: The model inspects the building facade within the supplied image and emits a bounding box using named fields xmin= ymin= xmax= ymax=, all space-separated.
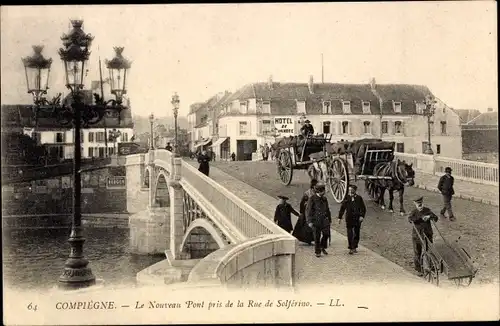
xmin=190 ymin=77 xmax=462 ymax=160
xmin=1 ymin=89 xmax=134 ymax=161
xmin=461 ymin=109 xmax=498 ymax=163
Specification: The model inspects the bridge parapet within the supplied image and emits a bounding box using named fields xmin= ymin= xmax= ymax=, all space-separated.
xmin=187 ymin=234 xmax=295 ymax=287
xmin=395 ymin=153 xmax=499 ymax=186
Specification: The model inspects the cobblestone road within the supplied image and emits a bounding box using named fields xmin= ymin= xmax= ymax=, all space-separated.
xmin=206 ymin=160 xmax=499 ymax=285
xmin=186 ymin=161 xmax=425 ymax=286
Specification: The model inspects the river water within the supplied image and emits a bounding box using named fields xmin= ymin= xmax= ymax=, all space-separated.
xmin=2 ymin=227 xmax=163 ymax=291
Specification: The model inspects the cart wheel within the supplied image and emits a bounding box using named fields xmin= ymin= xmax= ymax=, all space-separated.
xmin=453 ymin=277 xmax=473 ymax=287
xmin=327 ymin=157 xmax=349 ymax=203
xmin=423 ymin=253 xmax=440 ymax=286
xmin=277 ymin=150 xmax=293 ymax=186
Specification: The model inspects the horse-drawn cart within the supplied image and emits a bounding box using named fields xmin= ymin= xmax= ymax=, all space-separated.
xmin=413 ymin=221 xmax=478 ymax=287
xmin=274 ymin=136 xmax=397 ymax=203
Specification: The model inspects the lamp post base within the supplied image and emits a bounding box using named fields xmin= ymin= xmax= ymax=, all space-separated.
xmin=424 ymin=148 xmax=434 ymax=155
xmin=58 ymin=266 xmax=96 ymax=289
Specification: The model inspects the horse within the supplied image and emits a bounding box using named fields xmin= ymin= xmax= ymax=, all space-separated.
xmin=364 ymin=159 xmax=415 ymax=215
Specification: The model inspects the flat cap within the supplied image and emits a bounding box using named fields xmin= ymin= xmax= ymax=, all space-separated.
xmin=348 ymin=184 xmax=358 ymax=190
xmin=277 ymin=195 xmax=289 ymax=200
xmin=445 ymin=167 xmax=452 ymax=172
xmin=304 ymin=119 xmax=311 ymax=123
xmin=413 ymin=197 xmax=423 ymax=204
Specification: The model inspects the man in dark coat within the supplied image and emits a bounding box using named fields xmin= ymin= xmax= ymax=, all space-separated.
xmin=338 ymin=184 xmax=366 ymax=254
xmin=408 ymin=196 xmax=439 ymax=277
xmin=197 ymin=150 xmax=211 ymax=176
xmin=292 ymin=179 xmax=317 ymax=245
xmin=274 ymin=195 xmax=300 ymax=233
xmin=437 ymin=166 xmax=455 ymax=221
xmin=306 ymin=182 xmax=332 ymax=257
xmin=300 ymin=120 xmax=314 ymax=137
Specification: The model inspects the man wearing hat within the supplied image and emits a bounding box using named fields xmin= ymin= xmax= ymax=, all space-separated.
xmin=437 ymin=167 xmax=456 ymax=221
xmin=274 ymin=195 xmax=300 ymax=233
xmin=408 ymin=196 xmax=439 ymax=276
xmin=306 ymin=181 xmax=332 ymax=257
xmin=338 ymin=184 xmax=366 ymax=254
xmin=300 ymin=120 xmax=315 ymax=137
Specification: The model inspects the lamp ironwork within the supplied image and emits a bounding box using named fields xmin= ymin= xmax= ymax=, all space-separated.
xmin=423 ymin=95 xmax=437 ymax=155
xmin=21 ymin=19 xmax=132 ymax=289
xmin=149 ymin=113 xmax=155 ymax=150
xmin=171 ymin=92 xmax=180 ymax=157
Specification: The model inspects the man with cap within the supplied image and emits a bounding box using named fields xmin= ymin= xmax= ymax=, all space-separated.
xmin=274 ymin=195 xmax=300 ymax=233
xmin=338 ymin=184 xmax=366 ymax=254
xmin=306 ymin=181 xmax=332 ymax=257
xmin=437 ymin=167 xmax=456 ymax=221
xmin=300 ymin=120 xmax=315 ymax=137
xmin=408 ymin=196 xmax=439 ymax=277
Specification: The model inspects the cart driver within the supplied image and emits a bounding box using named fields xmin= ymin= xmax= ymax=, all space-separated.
xmin=408 ymin=197 xmax=439 ymax=277
xmin=300 ymin=120 xmax=314 ymax=137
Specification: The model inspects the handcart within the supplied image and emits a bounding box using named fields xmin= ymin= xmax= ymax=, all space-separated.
xmin=412 ymin=221 xmax=478 ymax=287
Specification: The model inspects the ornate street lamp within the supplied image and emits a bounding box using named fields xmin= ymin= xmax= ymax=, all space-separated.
xmin=108 ymin=128 xmax=122 ymax=155
xmin=171 ymin=92 xmax=180 ymax=157
xmin=22 ymin=45 xmax=53 ymax=106
xmin=21 ymin=20 xmax=132 ymax=289
xmin=423 ymin=94 xmax=437 ymax=155
xmin=149 ymin=113 xmax=155 ymax=150
xmin=105 ymin=47 xmax=131 ymax=104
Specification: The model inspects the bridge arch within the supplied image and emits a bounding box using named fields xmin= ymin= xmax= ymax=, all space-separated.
xmin=153 ymin=170 xmax=170 ymax=207
xmin=180 ymin=219 xmax=228 ymax=259
xmin=143 ymin=166 xmax=152 ymax=188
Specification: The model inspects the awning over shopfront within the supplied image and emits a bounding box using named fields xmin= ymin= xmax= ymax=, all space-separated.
xmin=209 ymin=137 xmax=228 ymax=148
xmin=194 ymin=138 xmax=212 ymax=149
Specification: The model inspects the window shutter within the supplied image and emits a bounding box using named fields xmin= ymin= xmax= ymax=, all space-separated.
xmin=402 ymin=122 xmax=407 ymax=136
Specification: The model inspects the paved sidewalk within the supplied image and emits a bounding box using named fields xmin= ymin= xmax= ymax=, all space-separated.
xmin=193 ymin=162 xmax=424 ymax=286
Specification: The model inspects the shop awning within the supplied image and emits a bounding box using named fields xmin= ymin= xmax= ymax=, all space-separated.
xmin=194 ymin=139 xmax=212 ymax=148
xmin=209 ymin=137 xmax=228 ymax=148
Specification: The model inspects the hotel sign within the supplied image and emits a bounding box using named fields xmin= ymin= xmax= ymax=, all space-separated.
xmin=106 ymin=176 xmax=126 ymax=189
xmin=274 ymin=117 xmax=295 ymax=136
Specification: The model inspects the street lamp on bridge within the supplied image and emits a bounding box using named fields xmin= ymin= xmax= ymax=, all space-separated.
xmin=21 ymin=19 xmax=132 ymax=289
xmin=149 ymin=113 xmax=155 ymax=150
xmin=171 ymin=92 xmax=180 ymax=157
xmin=423 ymin=94 xmax=437 ymax=155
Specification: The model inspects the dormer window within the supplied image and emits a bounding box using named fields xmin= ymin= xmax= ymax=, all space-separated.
xmin=362 ymin=101 xmax=371 ymax=114
xmin=393 ymin=101 xmax=402 ymax=113
xmin=239 ymin=101 xmax=248 ymax=114
xmin=261 ymin=101 xmax=271 ymax=114
xmin=342 ymin=101 xmax=351 ymax=114
xmin=416 ymin=102 xmax=425 ymax=114
xmin=297 ymin=100 xmax=306 ymax=114
xmin=322 ymin=101 xmax=331 ymax=114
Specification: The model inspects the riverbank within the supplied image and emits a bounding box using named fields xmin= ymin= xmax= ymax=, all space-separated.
xmin=2 ymin=213 xmax=130 ymax=229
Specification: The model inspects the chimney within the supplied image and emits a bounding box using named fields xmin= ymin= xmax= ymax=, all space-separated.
xmin=487 ymin=107 xmax=494 ymax=112
xmin=308 ymin=75 xmax=314 ymax=94
xmin=370 ymin=77 xmax=376 ymax=90
xmin=268 ymin=75 xmax=273 ymax=90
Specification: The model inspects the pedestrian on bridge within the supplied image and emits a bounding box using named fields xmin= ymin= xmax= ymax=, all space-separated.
xmin=292 ymin=178 xmax=317 ymax=245
xmin=306 ymin=182 xmax=332 ymax=257
xmin=274 ymin=195 xmax=300 ymax=233
xmin=338 ymin=184 xmax=366 ymax=255
xmin=437 ymin=166 xmax=456 ymax=221
xmin=408 ymin=196 xmax=439 ymax=277
xmin=197 ymin=150 xmax=211 ymax=177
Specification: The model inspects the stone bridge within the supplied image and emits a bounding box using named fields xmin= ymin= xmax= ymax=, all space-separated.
xmin=125 ymin=149 xmax=296 ymax=287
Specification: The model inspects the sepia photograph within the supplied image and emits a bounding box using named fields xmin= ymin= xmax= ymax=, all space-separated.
xmin=1 ymin=2 xmax=498 ymax=324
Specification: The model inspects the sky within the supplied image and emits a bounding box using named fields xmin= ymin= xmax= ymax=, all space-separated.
xmin=1 ymin=2 xmax=497 ymax=118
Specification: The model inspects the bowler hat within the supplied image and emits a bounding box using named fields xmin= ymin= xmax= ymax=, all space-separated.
xmin=348 ymin=184 xmax=358 ymax=190
xmin=413 ymin=197 xmax=423 ymax=204
xmin=304 ymin=119 xmax=311 ymax=123
xmin=445 ymin=167 xmax=452 ymax=173
xmin=277 ymin=195 xmax=289 ymax=200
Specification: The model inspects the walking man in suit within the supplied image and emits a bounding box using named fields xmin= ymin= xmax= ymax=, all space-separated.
xmin=438 ymin=166 xmax=456 ymax=221
xmin=307 ymin=182 xmax=332 ymax=257
xmin=338 ymin=184 xmax=366 ymax=254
